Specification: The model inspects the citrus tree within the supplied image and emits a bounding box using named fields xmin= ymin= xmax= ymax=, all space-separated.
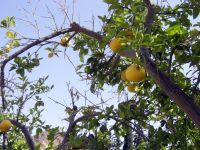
xmin=0 ymin=0 xmax=200 ymax=149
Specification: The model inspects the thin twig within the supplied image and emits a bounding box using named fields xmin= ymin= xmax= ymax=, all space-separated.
xmin=3 ymin=133 xmax=6 ymax=150
xmin=48 ymin=97 xmax=66 ymax=108
xmin=194 ymin=73 xmax=200 ymax=91
xmin=167 ymin=47 xmax=176 ymax=75
xmin=45 ymin=5 xmax=59 ymax=31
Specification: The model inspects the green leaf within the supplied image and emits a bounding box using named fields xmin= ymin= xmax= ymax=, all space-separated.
xmin=35 ymin=101 xmax=44 ymax=108
xmin=36 ymin=128 xmax=43 ymax=136
xmin=193 ymin=7 xmax=200 ymax=19
xmin=1 ymin=20 xmax=7 ymax=28
xmin=13 ymin=40 xmax=19 ymax=47
xmin=16 ymin=68 xmax=25 ymax=77
xmin=10 ymin=16 xmax=15 ymax=26
xmin=117 ymin=82 xmax=124 ymax=93
xmin=104 ymin=0 xmax=118 ymax=4
xmin=166 ymin=24 xmax=187 ymax=36
xmin=0 ymin=16 xmax=15 ymax=28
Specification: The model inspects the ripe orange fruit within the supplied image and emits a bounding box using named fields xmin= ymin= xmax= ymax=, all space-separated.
xmin=127 ymin=84 xmax=138 ymax=92
xmin=125 ymin=64 xmax=145 ymax=82
xmin=0 ymin=120 xmax=12 ymax=132
xmin=109 ymin=38 xmax=122 ymax=53
xmin=48 ymin=53 xmax=54 ymax=58
xmin=60 ymin=36 xmax=70 ymax=47
xmin=121 ymin=70 xmax=127 ymax=81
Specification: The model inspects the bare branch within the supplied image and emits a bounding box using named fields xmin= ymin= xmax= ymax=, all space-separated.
xmin=45 ymin=5 xmax=59 ymax=31
xmin=70 ymin=22 xmax=103 ymax=41
xmin=48 ymin=97 xmax=67 ymax=108
xmin=55 ymin=0 xmax=71 ymax=27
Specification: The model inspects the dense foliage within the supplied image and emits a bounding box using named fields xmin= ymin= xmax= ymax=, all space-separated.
xmin=0 ymin=0 xmax=200 ymax=149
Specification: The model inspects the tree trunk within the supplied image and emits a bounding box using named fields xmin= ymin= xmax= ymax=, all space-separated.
xmin=140 ymin=47 xmax=200 ymax=128
xmin=123 ymin=122 xmax=133 ymax=150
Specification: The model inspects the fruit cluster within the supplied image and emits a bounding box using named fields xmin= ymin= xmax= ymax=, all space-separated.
xmin=47 ymin=36 xmax=70 ymax=58
xmin=109 ymin=32 xmax=145 ymax=93
xmin=121 ymin=64 xmax=145 ymax=92
xmin=0 ymin=120 xmax=12 ymax=132
xmin=60 ymin=36 xmax=70 ymax=47
xmin=109 ymin=30 xmax=133 ymax=53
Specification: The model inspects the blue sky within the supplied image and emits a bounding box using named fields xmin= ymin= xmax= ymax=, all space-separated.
xmin=0 ymin=0 xmax=111 ymax=127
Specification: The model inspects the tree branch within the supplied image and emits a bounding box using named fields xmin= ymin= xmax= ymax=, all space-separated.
xmin=194 ymin=73 xmax=200 ymax=91
xmin=139 ymin=0 xmax=200 ymax=128
xmin=0 ymin=22 xmax=110 ymax=111
xmin=65 ymin=0 xmax=200 ymax=129
xmin=0 ymin=63 xmax=6 ymax=110
xmin=0 ymin=28 xmax=74 ymax=111
xmin=2 ymin=29 xmax=74 ymax=66
xmin=74 ymin=0 xmax=200 ymax=129
xmin=57 ymin=112 xmax=100 ymax=150
xmin=167 ymin=47 xmax=176 ymax=75
xmin=106 ymin=55 xmax=121 ymax=75
xmin=3 ymin=133 xmax=7 ymax=150
xmin=123 ymin=121 xmax=133 ymax=150
xmin=70 ymin=22 xmax=103 ymax=41
xmin=9 ymin=119 xmax=35 ymax=150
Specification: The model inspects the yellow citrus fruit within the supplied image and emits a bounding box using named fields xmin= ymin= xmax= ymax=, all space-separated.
xmin=6 ymin=31 xmax=14 ymax=38
xmin=125 ymin=64 xmax=145 ymax=82
xmin=60 ymin=36 xmax=70 ymax=47
xmin=0 ymin=120 xmax=12 ymax=132
xmin=127 ymin=84 xmax=138 ymax=92
xmin=109 ymin=38 xmax=122 ymax=53
xmin=121 ymin=70 xmax=127 ymax=81
xmin=48 ymin=53 xmax=54 ymax=58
